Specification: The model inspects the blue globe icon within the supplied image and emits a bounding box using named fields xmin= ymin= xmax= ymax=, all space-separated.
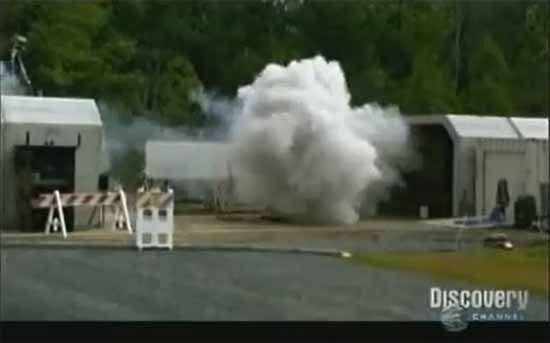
xmin=441 ymin=303 xmax=469 ymax=332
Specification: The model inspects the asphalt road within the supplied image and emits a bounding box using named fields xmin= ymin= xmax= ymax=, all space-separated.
xmin=1 ymin=248 xmax=548 ymax=321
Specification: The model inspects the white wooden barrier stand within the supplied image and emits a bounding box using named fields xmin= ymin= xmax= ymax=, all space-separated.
xmin=43 ymin=190 xmax=68 ymax=238
xmin=135 ymin=188 xmax=174 ymax=250
xmin=111 ymin=187 xmax=132 ymax=233
xmin=32 ymin=189 xmax=133 ymax=238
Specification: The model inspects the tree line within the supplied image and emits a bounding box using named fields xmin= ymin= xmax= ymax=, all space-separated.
xmin=1 ymin=0 xmax=548 ymax=126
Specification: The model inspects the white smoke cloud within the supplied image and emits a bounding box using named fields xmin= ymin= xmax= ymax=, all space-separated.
xmin=98 ymin=102 xmax=227 ymax=194
xmin=99 ymin=101 xmax=232 ymax=166
xmin=228 ymin=56 xmax=414 ymax=225
xmin=189 ymin=88 xmax=241 ymax=129
xmin=99 ymin=55 xmax=415 ymax=221
xmin=99 ymin=104 xmax=193 ymax=168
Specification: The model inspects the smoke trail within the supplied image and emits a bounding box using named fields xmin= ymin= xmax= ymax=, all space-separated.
xmin=189 ymin=88 xmax=242 ymax=130
xmin=98 ymin=103 xmax=203 ymax=190
xmin=98 ymin=102 xmax=230 ymax=194
xmin=99 ymin=88 xmax=236 ymax=168
xmin=229 ymin=56 xmax=414 ymax=225
xmin=100 ymin=105 xmax=194 ymax=162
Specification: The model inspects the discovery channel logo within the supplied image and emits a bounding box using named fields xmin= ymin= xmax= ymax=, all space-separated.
xmin=430 ymin=287 xmax=529 ymax=332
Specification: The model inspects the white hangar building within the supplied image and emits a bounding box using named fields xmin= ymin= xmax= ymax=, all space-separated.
xmin=378 ymin=114 xmax=548 ymax=225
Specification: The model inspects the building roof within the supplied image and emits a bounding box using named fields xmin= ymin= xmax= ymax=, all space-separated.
xmin=1 ymin=95 xmax=102 ymax=126
xmin=446 ymin=115 xmax=519 ymax=139
xmin=145 ymin=141 xmax=231 ymax=180
xmin=407 ymin=114 xmax=548 ymax=141
xmin=510 ymin=117 xmax=549 ymax=140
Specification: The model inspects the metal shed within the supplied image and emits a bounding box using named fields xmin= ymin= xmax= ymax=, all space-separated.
xmin=381 ymin=114 xmax=548 ymax=224
xmin=1 ymin=95 xmax=105 ymax=231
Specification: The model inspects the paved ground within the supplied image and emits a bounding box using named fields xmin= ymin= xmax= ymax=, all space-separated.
xmin=2 ymin=214 xmax=548 ymax=321
xmin=1 ymin=248 xmax=548 ymax=321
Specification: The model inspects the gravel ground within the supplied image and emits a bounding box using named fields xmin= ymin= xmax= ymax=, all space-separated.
xmin=178 ymin=228 xmax=477 ymax=252
xmin=4 ymin=215 xmax=546 ymax=253
xmin=1 ymin=248 xmax=548 ymax=321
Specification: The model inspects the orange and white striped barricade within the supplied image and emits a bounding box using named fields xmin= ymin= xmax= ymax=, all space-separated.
xmin=135 ymin=188 xmax=174 ymax=250
xmin=31 ymin=188 xmax=133 ymax=238
xmin=31 ymin=190 xmax=68 ymax=238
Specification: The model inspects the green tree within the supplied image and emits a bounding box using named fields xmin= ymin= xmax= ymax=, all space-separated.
xmin=397 ymin=51 xmax=457 ymax=114
xmin=463 ymin=33 xmax=513 ymax=114
xmin=511 ymin=2 xmax=549 ymax=115
xmin=391 ymin=3 xmax=457 ymax=113
xmin=25 ymin=2 xmax=107 ymax=96
xmin=4 ymin=0 xmax=546 ymax=120
xmin=155 ymin=56 xmax=202 ymax=125
xmin=110 ymin=148 xmax=144 ymax=192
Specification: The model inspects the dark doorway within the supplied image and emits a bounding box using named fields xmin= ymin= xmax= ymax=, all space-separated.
xmin=14 ymin=146 xmax=75 ymax=231
xmin=378 ymin=124 xmax=454 ymax=218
